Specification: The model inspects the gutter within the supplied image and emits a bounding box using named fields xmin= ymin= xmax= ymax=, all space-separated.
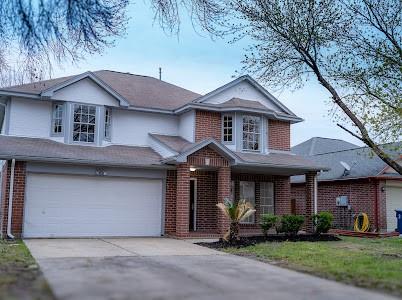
xmin=6 ymin=159 xmax=15 ymax=239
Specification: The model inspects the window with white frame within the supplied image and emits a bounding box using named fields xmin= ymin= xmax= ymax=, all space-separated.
xmin=242 ymin=115 xmax=261 ymax=151
xmin=104 ymin=107 xmax=112 ymax=140
xmin=240 ymin=181 xmax=255 ymax=223
xmin=72 ymin=104 xmax=96 ymax=143
xmin=51 ymin=103 xmax=64 ymax=135
xmin=260 ymin=182 xmax=274 ymax=215
xmin=230 ymin=180 xmax=235 ymax=202
xmin=222 ymin=115 xmax=233 ymax=143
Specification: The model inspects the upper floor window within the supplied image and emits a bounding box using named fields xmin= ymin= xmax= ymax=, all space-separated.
xmin=104 ymin=107 xmax=112 ymax=140
xmin=51 ymin=103 xmax=64 ymax=135
xmin=73 ymin=104 xmax=96 ymax=143
xmin=222 ymin=115 xmax=233 ymax=143
xmin=242 ymin=115 xmax=261 ymax=151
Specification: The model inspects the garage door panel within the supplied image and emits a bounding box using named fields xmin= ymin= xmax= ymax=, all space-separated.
xmin=23 ymin=173 xmax=163 ymax=237
xmin=386 ymin=185 xmax=402 ymax=232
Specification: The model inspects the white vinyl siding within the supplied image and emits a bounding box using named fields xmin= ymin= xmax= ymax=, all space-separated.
xmin=23 ymin=173 xmax=163 ymax=237
xmin=260 ymin=182 xmax=274 ymax=215
xmin=240 ymin=181 xmax=255 ymax=224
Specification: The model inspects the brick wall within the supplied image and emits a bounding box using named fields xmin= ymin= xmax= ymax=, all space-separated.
xmin=268 ymin=120 xmax=290 ymax=151
xmin=188 ymin=146 xmax=229 ymax=168
xmin=165 ymin=170 xmax=177 ymax=235
xmin=195 ymin=110 xmax=221 ymax=142
xmin=291 ymin=179 xmax=384 ymax=231
xmin=1 ymin=161 xmax=26 ymax=238
xmin=175 ymin=163 xmax=190 ymax=237
xmin=190 ymin=170 xmax=218 ymax=232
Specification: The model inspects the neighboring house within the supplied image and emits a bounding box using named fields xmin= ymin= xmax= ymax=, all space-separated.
xmin=0 ymin=70 xmax=326 ymax=239
xmin=291 ymin=137 xmax=402 ymax=232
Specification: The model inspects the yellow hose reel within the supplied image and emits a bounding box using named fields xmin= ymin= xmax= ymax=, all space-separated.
xmin=354 ymin=212 xmax=370 ymax=232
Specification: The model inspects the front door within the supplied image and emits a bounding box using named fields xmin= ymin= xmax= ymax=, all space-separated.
xmin=189 ymin=179 xmax=197 ymax=231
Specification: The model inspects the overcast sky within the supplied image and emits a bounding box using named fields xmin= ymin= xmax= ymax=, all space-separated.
xmin=53 ymin=1 xmax=363 ymax=147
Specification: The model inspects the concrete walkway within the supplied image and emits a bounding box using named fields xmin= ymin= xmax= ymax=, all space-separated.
xmin=25 ymin=238 xmax=397 ymax=300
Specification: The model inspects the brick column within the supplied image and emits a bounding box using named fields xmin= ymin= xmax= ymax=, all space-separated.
xmin=305 ymin=172 xmax=317 ymax=233
xmin=1 ymin=161 xmax=27 ymax=238
xmin=217 ymin=166 xmax=231 ymax=235
xmin=176 ymin=163 xmax=190 ymax=237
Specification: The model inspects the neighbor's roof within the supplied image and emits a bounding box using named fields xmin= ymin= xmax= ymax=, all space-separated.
xmin=291 ymin=142 xmax=401 ymax=183
xmin=2 ymin=70 xmax=201 ymax=111
xmin=292 ymin=137 xmax=358 ymax=156
xmin=0 ymin=135 xmax=164 ymax=168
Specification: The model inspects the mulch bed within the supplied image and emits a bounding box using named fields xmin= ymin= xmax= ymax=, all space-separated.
xmin=197 ymin=234 xmax=341 ymax=249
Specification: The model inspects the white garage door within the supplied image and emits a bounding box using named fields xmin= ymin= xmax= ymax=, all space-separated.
xmin=386 ymin=182 xmax=402 ymax=232
xmin=23 ymin=173 xmax=163 ymax=238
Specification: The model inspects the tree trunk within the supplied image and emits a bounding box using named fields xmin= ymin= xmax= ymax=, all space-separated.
xmin=229 ymin=222 xmax=240 ymax=245
xmin=312 ymin=69 xmax=402 ymax=175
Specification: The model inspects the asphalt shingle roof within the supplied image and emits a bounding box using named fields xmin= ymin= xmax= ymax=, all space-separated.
xmin=3 ymin=70 xmax=201 ymax=110
xmin=292 ymin=137 xmax=358 ymax=156
xmin=0 ymin=135 xmax=163 ymax=167
xmin=291 ymin=141 xmax=401 ymax=183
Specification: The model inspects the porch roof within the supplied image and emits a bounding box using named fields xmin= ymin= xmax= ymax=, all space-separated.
xmin=156 ymin=135 xmax=328 ymax=175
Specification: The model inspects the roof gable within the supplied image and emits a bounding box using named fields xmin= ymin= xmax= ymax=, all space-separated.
xmin=194 ymin=75 xmax=297 ymax=116
xmin=42 ymin=72 xmax=129 ymax=107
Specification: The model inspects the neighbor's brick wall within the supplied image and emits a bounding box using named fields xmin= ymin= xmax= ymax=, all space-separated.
xmin=195 ymin=110 xmax=221 ymax=142
xmin=1 ymin=161 xmax=26 ymax=238
xmin=268 ymin=120 xmax=290 ymax=151
xmin=291 ymin=179 xmax=383 ymax=231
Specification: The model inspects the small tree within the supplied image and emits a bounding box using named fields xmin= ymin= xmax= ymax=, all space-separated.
xmin=260 ymin=214 xmax=278 ymax=237
xmin=216 ymin=199 xmax=256 ymax=244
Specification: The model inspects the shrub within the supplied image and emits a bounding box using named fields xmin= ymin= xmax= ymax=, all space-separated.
xmin=312 ymin=212 xmax=334 ymax=234
xmin=260 ymin=214 xmax=278 ymax=237
xmin=277 ymin=215 xmax=305 ymax=236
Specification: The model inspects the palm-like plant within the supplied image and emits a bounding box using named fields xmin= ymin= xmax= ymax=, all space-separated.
xmin=216 ymin=198 xmax=256 ymax=244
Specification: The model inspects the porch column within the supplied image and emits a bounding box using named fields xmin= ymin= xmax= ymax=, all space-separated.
xmin=176 ymin=163 xmax=190 ymax=237
xmin=217 ymin=166 xmax=231 ymax=235
xmin=305 ymin=171 xmax=317 ymax=233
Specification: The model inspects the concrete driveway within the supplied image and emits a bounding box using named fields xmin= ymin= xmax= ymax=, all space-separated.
xmin=25 ymin=238 xmax=396 ymax=300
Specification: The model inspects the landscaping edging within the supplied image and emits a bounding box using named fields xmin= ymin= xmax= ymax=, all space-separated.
xmin=197 ymin=234 xmax=341 ymax=249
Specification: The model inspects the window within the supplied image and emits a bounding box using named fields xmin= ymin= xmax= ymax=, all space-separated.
xmin=240 ymin=181 xmax=255 ymax=223
xmin=230 ymin=180 xmax=235 ymax=202
xmin=73 ymin=104 xmax=96 ymax=143
xmin=104 ymin=107 xmax=112 ymax=140
xmin=242 ymin=115 xmax=261 ymax=151
xmin=222 ymin=115 xmax=233 ymax=143
xmin=260 ymin=182 xmax=274 ymax=215
xmin=51 ymin=103 xmax=64 ymax=135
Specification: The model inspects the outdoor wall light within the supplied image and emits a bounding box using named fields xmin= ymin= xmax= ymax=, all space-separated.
xmin=189 ymin=167 xmax=197 ymax=172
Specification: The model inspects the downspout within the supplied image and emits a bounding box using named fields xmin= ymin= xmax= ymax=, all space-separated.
xmin=313 ymin=174 xmax=318 ymax=215
xmin=7 ymin=159 xmax=15 ymax=239
xmin=374 ymin=180 xmax=379 ymax=232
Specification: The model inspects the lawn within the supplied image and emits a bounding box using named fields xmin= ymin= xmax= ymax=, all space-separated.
xmin=225 ymin=236 xmax=402 ymax=297
xmin=0 ymin=240 xmax=55 ymax=300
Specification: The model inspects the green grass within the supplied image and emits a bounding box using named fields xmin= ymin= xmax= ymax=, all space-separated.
xmin=225 ymin=237 xmax=402 ymax=296
xmin=0 ymin=240 xmax=55 ymax=300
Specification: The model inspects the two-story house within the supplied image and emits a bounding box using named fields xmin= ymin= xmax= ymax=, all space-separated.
xmin=0 ymin=70 xmax=326 ymax=239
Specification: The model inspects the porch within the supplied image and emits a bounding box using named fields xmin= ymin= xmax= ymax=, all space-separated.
xmin=164 ymin=144 xmax=321 ymax=239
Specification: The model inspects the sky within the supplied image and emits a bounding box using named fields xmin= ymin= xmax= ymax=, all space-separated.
xmin=53 ymin=1 xmax=363 ymax=147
